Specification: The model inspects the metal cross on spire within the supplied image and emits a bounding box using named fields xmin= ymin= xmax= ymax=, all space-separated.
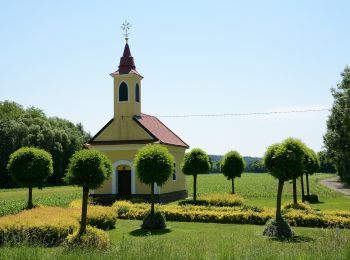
xmin=121 ymin=20 xmax=132 ymax=43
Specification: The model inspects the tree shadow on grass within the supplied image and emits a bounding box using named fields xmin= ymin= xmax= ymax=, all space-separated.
xmin=129 ymin=228 xmax=172 ymax=237
xmin=269 ymin=235 xmax=314 ymax=243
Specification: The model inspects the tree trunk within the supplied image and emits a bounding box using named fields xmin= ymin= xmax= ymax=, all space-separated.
xmin=276 ymin=180 xmax=284 ymax=220
xmin=292 ymin=177 xmax=297 ymax=205
xmin=79 ymin=186 xmax=89 ymax=236
xmin=231 ymin=178 xmax=235 ymax=194
xmin=151 ymin=182 xmax=155 ymax=215
xmin=300 ymin=175 xmax=305 ymax=202
xmin=306 ymin=173 xmax=310 ymax=196
xmin=193 ymin=174 xmax=197 ymax=203
xmin=27 ymin=187 xmax=33 ymax=209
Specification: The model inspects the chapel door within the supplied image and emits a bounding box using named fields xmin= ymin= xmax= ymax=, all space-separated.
xmin=118 ymin=170 xmax=131 ymax=196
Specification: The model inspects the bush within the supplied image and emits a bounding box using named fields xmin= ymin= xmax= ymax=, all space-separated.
xmin=141 ymin=211 xmax=167 ymax=230
xmin=283 ymin=202 xmax=311 ymax=211
xmin=0 ymin=207 xmax=76 ymax=246
xmin=240 ymin=205 xmax=263 ymax=213
xmin=263 ymin=217 xmax=294 ymax=238
xmin=70 ymin=200 xmax=117 ymax=230
xmin=86 ymin=206 xmax=117 ymax=230
xmin=303 ymin=194 xmax=319 ymax=203
xmin=64 ymin=226 xmax=109 ymax=249
xmin=0 ymin=205 xmax=117 ymax=247
xmin=179 ymin=194 xmax=245 ymax=207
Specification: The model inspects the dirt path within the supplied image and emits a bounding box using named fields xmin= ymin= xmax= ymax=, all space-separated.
xmin=320 ymin=176 xmax=350 ymax=196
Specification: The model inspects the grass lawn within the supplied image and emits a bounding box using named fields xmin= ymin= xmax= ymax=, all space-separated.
xmin=186 ymin=173 xmax=350 ymax=211
xmin=0 ymin=186 xmax=81 ymax=216
xmin=1 ymin=219 xmax=349 ymax=259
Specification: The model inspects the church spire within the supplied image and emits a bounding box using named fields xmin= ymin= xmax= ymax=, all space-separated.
xmin=110 ymin=21 xmax=142 ymax=77
xmin=118 ymin=43 xmax=136 ymax=72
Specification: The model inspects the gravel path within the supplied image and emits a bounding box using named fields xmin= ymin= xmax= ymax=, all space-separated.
xmin=320 ymin=176 xmax=350 ymax=196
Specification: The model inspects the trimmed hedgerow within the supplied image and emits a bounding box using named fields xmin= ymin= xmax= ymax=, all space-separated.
xmin=0 ymin=205 xmax=116 ymax=247
xmin=284 ymin=209 xmax=350 ymax=228
xmin=113 ymin=201 xmax=350 ymax=228
xmin=0 ymin=207 xmax=76 ymax=246
xmin=64 ymin=226 xmax=109 ymax=249
xmin=113 ymin=201 xmax=272 ymax=225
xmin=282 ymin=202 xmax=312 ymax=211
xmin=69 ymin=200 xmax=117 ymax=230
xmin=179 ymin=194 xmax=245 ymax=207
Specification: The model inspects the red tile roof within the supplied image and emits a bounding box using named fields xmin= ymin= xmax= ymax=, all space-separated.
xmin=133 ymin=114 xmax=189 ymax=148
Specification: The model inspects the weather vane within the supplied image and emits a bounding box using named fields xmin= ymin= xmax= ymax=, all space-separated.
xmin=121 ymin=20 xmax=132 ymax=43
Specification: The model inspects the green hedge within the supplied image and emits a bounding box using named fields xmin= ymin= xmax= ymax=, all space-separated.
xmin=0 ymin=205 xmax=115 ymax=247
xmin=64 ymin=226 xmax=109 ymax=249
xmin=113 ymin=201 xmax=350 ymax=228
xmin=179 ymin=194 xmax=245 ymax=207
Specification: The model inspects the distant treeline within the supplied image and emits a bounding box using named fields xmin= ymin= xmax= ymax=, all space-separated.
xmin=0 ymin=101 xmax=91 ymax=188
xmin=209 ymin=153 xmax=336 ymax=174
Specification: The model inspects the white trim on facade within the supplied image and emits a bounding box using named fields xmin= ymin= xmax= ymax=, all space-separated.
xmin=112 ymin=160 xmax=136 ymax=195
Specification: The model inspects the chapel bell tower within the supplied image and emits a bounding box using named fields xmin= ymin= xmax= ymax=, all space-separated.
xmin=110 ymin=21 xmax=143 ymax=120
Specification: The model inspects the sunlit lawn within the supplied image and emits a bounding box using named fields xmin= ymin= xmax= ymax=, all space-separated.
xmin=1 ymin=219 xmax=350 ymax=260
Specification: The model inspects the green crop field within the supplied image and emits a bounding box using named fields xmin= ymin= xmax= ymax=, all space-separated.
xmin=187 ymin=173 xmax=350 ymax=211
xmin=1 ymin=219 xmax=350 ymax=260
xmin=0 ymin=186 xmax=81 ymax=216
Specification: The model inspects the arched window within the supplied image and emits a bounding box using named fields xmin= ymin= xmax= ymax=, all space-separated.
xmin=119 ymin=82 xmax=128 ymax=101
xmin=135 ymin=83 xmax=140 ymax=102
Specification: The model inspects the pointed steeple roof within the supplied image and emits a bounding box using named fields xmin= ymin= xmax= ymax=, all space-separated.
xmin=110 ymin=42 xmax=143 ymax=78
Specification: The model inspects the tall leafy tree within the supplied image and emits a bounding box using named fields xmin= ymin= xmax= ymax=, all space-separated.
xmin=64 ymin=150 xmax=112 ymax=235
xmin=324 ymin=66 xmax=350 ymax=184
xmin=221 ymin=151 xmax=245 ymax=194
xmin=182 ymin=148 xmax=210 ymax=203
xmin=7 ymin=147 xmax=53 ymax=208
xmin=318 ymin=150 xmax=336 ymax=173
xmin=263 ymin=138 xmax=306 ymax=238
xmin=0 ymin=101 xmax=90 ymax=187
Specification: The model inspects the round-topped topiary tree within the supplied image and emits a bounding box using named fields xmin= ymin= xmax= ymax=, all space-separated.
xmin=221 ymin=151 xmax=245 ymax=194
xmin=134 ymin=144 xmax=174 ymax=229
xmin=7 ymin=147 xmax=53 ymax=209
xmin=303 ymin=147 xmax=320 ymax=202
xmin=263 ymin=138 xmax=306 ymax=238
xmin=181 ymin=148 xmax=210 ymax=203
xmin=64 ymin=149 xmax=112 ymax=235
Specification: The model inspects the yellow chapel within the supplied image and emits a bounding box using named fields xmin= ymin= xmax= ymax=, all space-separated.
xmin=86 ymin=36 xmax=189 ymax=202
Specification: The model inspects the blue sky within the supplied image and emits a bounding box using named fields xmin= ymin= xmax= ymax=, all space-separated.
xmin=1 ymin=1 xmax=349 ymax=156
